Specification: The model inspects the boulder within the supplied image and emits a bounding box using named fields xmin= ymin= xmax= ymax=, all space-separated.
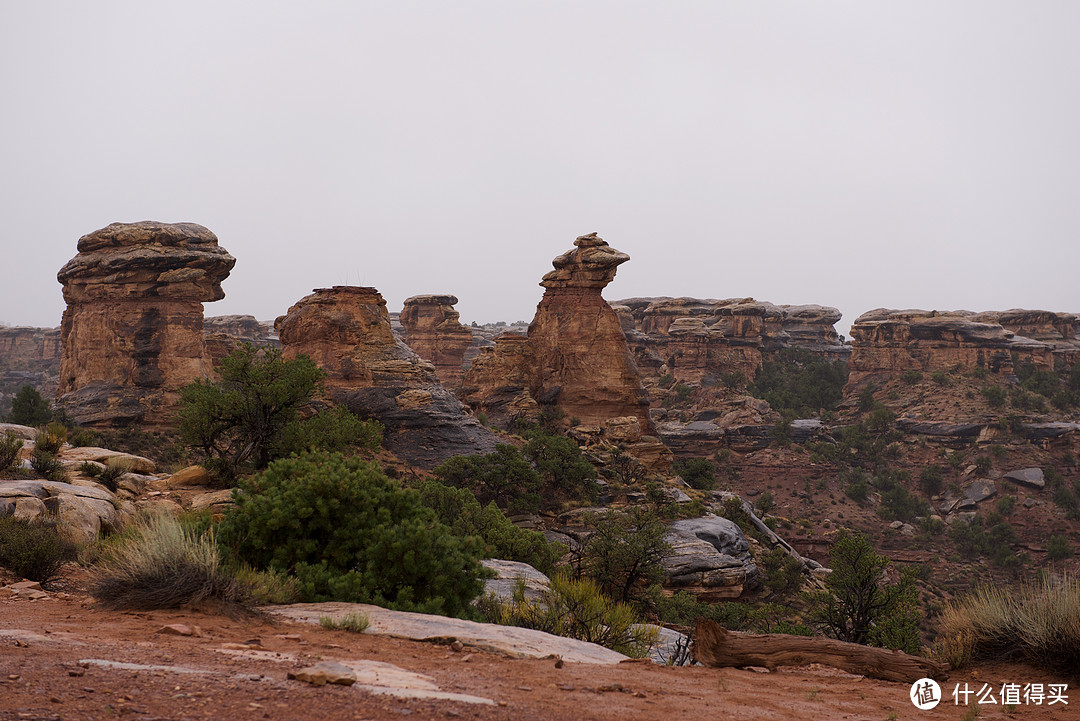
xmin=0 ymin=479 xmax=122 ymax=542
xmin=1003 ymin=467 xmax=1046 ymax=489
xmin=480 ymin=559 xmax=551 ymax=604
xmin=56 ymin=222 xmax=235 ymax=427
xmin=661 ymin=516 xmax=760 ymax=600
xmin=963 ymin=480 xmax=997 ymax=504
xmin=59 ymin=447 xmax=156 ymax=474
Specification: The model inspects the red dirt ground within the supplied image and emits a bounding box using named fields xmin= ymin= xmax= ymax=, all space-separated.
xmin=1 ymin=577 xmax=1075 ymax=721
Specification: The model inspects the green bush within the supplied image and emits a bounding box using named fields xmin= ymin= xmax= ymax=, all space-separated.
xmin=523 ymin=431 xmax=598 ymax=503
xmin=930 ymin=370 xmax=950 ymax=386
xmin=271 ymin=405 xmax=382 ymax=459
xmin=843 ymin=469 xmax=870 ymax=502
xmin=177 ymin=344 xmax=325 ymax=482
xmin=878 ymin=484 xmax=930 ymax=522
xmin=0 ymin=517 xmax=76 ymax=585
xmin=433 ymin=444 xmax=543 ymax=514
xmin=30 ymin=447 xmax=66 ymax=482
xmin=219 ymin=452 xmax=484 ymax=617
xmin=900 ymin=370 xmax=923 ymax=385
xmin=416 ymin=480 xmax=563 ymax=574
xmin=919 ymin=465 xmax=944 ymax=497
xmin=1046 ymin=534 xmax=1074 ymax=561
xmin=806 ymin=530 xmax=921 ymax=654
xmin=6 ymin=385 xmax=52 ymax=426
xmin=948 ymin=517 xmax=1019 ymax=566
xmin=760 ymin=546 xmax=803 ymax=597
xmin=35 ymin=423 xmax=67 ymax=454
xmin=90 ymin=512 xmax=250 ymax=611
xmin=478 ymin=573 xmax=657 ymax=657
xmin=96 ymin=457 xmax=134 ymax=493
xmin=754 ymin=491 xmax=775 ymax=516
xmin=0 ymin=432 xmax=24 ymax=471
xmin=672 ymin=457 xmax=716 ymax=490
xmin=749 ymin=348 xmax=848 ymax=417
xmin=576 ymin=506 xmax=671 ymax=604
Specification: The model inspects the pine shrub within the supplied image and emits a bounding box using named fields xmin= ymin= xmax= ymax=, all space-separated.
xmin=0 ymin=517 xmax=76 ymax=585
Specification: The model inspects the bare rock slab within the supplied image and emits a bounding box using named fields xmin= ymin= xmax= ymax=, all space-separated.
xmin=1003 ymin=467 xmax=1046 ymax=489
xmin=288 ymin=661 xmax=357 ymax=686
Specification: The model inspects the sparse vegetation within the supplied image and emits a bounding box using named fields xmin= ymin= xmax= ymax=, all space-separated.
xmin=433 ymin=444 xmax=543 ymax=514
xmin=749 ymin=348 xmax=848 ymax=418
xmin=937 ymin=575 xmax=1080 ymax=674
xmin=673 ymin=457 xmax=717 ymax=490
xmin=90 ymin=512 xmax=249 ymax=611
xmin=574 ymin=506 xmax=671 ymax=604
xmin=319 ymin=612 xmax=370 ymax=633
xmin=1046 ymin=534 xmax=1073 ymax=561
xmin=478 ymin=574 xmax=657 ymax=657
xmin=0 ymin=516 xmax=76 ymax=585
xmin=0 ymin=431 xmax=24 ymax=471
xmin=6 ymin=385 xmax=52 ymax=426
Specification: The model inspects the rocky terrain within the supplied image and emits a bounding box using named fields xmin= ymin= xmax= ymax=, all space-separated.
xmin=398 ymin=295 xmax=474 ymax=387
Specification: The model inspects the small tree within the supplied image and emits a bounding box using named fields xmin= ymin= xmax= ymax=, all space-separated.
xmin=523 ymin=431 xmax=598 ymax=502
xmin=177 ymin=345 xmax=326 ymax=481
xmin=432 ymin=444 xmax=543 ymax=514
xmin=673 ymin=457 xmax=716 ymax=490
xmin=576 ymin=506 xmax=671 ymax=604
xmin=7 ymin=385 xmax=52 ymax=426
xmin=806 ymin=530 xmax=921 ymax=654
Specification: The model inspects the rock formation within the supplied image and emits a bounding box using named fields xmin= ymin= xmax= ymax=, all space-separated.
xmin=275 ymin=286 xmax=497 ymax=467
xmin=202 ymin=314 xmax=279 ymax=366
xmin=614 ymin=297 xmax=849 ymax=383
xmin=0 ymin=326 xmax=62 ymax=417
xmin=973 ymin=309 xmax=1080 ymax=368
xmin=399 ymin=295 xmax=474 ymax=387
xmin=845 ymin=308 xmax=1056 ymax=390
xmin=56 ymin=222 xmax=235 ymax=426
xmin=463 ymin=233 xmax=655 ymax=439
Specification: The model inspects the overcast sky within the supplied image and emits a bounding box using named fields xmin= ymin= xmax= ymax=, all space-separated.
xmin=2 ymin=2 xmax=1078 ymax=335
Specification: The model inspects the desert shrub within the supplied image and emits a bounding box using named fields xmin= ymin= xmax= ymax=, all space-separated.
xmin=6 ymin=385 xmax=52 ymax=426
xmin=1017 ymin=361 xmax=1060 ymax=398
xmin=919 ymin=465 xmax=944 ymax=497
xmin=974 ymin=455 xmax=992 ymax=475
xmin=433 ymin=444 xmax=543 ymax=514
xmin=843 ymin=468 xmax=870 ymax=502
xmin=900 ymin=370 xmax=923 ymax=385
xmin=271 ymin=405 xmax=382 ymax=459
xmin=930 ymin=370 xmax=950 ymax=386
xmin=657 ymin=373 xmax=675 ymax=389
xmin=981 ymin=385 xmax=1007 ymax=409
xmin=661 ymin=382 xmax=694 ymax=408
xmin=176 ymin=344 xmax=325 ymax=482
xmin=30 ymin=447 xmax=65 ymax=482
xmin=478 ymin=573 xmax=657 ymax=657
xmin=806 ymin=530 xmax=920 ymax=653
xmin=233 ymin=564 xmax=301 ymax=605
xmin=878 ymin=484 xmax=930 ymax=522
xmin=575 ymin=506 xmax=671 ymax=604
xmin=35 ymin=423 xmax=67 ymax=454
xmin=1053 ymin=485 xmax=1080 ymax=520
xmin=90 ymin=512 xmax=248 ymax=611
xmin=1046 ymin=534 xmax=1074 ymax=561
xmin=218 ymin=452 xmax=484 ymax=617
xmin=0 ymin=517 xmax=76 ymax=585
xmin=949 ymin=517 xmax=1019 ymax=566
xmin=523 ymin=431 xmax=598 ymax=503
xmin=96 ymin=457 xmax=134 ymax=493
xmin=319 ymin=612 xmax=370 ymax=633
xmin=608 ymin=446 xmax=648 ymax=486
xmin=416 ymin=480 xmax=563 ymax=574
xmin=865 ymin=406 xmax=896 ymax=433
xmin=754 ymin=490 xmax=775 ymax=516
xmin=0 ymin=432 xmax=24 ymax=471
xmin=937 ymin=576 xmax=1080 ymax=674
xmin=749 ymin=348 xmax=848 ymax=417
xmin=995 ymin=495 xmax=1015 ymax=516
xmin=720 ymin=371 xmax=745 ymax=389
xmin=760 ymin=546 xmax=803 ymax=597
xmin=673 ymin=457 xmax=716 ymax=490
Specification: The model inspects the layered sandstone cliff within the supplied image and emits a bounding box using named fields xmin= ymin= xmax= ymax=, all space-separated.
xmin=399 ymin=295 xmax=474 ymax=387
xmin=56 ymin=222 xmax=234 ymax=426
xmin=463 ymin=234 xmax=655 ymax=439
xmin=202 ymin=314 xmax=279 ymax=366
xmin=614 ymin=297 xmax=849 ymax=383
xmin=845 ymin=309 xmax=1055 ymax=390
xmin=275 ymin=286 xmax=497 ymax=467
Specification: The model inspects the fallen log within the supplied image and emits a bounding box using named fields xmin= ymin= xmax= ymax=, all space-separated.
xmin=692 ymin=618 xmax=949 ymax=683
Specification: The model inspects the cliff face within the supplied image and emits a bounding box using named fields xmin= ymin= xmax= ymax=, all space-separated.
xmin=56 ymin=222 xmax=234 ymax=426
xmin=614 ymin=297 xmax=848 ymax=384
xmin=202 ymin=315 xmax=279 ymax=366
xmin=463 ymin=233 xmax=654 ymax=438
xmin=275 ymin=286 xmax=497 ymax=468
xmin=398 ymin=295 xmax=474 ymax=387
xmin=974 ymin=310 xmax=1080 ymax=368
xmin=845 ymin=309 xmax=1055 ymax=390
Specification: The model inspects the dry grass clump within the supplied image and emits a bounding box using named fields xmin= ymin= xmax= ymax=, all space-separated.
xmin=937 ymin=574 xmax=1080 ymax=674
xmin=90 ymin=512 xmax=249 ymax=612
xmin=0 ymin=516 xmax=77 ymax=585
xmin=319 ymin=612 xmax=370 ymax=633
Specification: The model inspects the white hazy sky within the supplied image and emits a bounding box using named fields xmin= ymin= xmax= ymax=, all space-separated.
xmin=2 ymin=1 xmax=1079 ymax=335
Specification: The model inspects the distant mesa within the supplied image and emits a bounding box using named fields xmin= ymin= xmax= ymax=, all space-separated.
xmin=275 ymin=285 xmax=497 ymax=468
xmin=55 ymin=221 xmax=235 ymax=427
xmin=844 ymin=308 xmax=1079 ymax=391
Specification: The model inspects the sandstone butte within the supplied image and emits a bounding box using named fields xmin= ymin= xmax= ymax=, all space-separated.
xmin=398 ymin=294 xmax=474 ymax=387
xmin=55 ymin=221 xmax=235 ymax=427
xmin=612 ymin=297 xmax=849 ymax=383
xmin=462 ymin=233 xmax=658 ymax=441
xmin=843 ymin=308 xmax=1080 ymax=392
xmin=275 ymin=285 xmax=497 ymax=468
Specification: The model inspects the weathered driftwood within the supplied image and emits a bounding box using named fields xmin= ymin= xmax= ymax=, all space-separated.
xmin=692 ymin=618 xmax=948 ymax=683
